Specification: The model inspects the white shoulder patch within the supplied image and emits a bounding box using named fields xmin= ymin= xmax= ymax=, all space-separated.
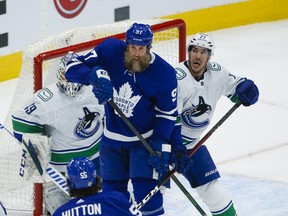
xmin=37 ymin=87 xmax=53 ymax=102
xmin=208 ymin=62 xmax=221 ymax=71
xmin=175 ymin=67 xmax=187 ymax=80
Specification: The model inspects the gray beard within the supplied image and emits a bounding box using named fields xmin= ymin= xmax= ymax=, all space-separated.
xmin=124 ymin=50 xmax=150 ymax=72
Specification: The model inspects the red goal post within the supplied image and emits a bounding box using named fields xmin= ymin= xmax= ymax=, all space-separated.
xmin=0 ymin=18 xmax=186 ymax=216
xmin=33 ymin=19 xmax=186 ymax=92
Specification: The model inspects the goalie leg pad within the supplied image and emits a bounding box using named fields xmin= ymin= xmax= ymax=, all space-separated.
xmin=43 ymin=181 xmax=70 ymax=214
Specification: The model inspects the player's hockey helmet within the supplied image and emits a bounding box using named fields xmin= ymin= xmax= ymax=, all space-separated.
xmin=126 ymin=23 xmax=153 ymax=47
xmin=187 ymin=33 xmax=215 ymax=55
xmin=67 ymin=157 xmax=97 ymax=190
xmin=56 ymin=52 xmax=83 ymax=97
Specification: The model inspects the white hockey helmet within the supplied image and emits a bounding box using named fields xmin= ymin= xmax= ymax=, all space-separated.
xmin=187 ymin=33 xmax=215 ymax=55
xmin=56 ymin=52 xmax=83 ymax=97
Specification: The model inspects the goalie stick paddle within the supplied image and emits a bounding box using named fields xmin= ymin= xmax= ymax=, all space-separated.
xmin=0 ymin=124 xmax=69 ymax=196
xmin=136 ymin=101 xmax=242 ymax=210
xmin=107 ymin=100 xmax=207 ymax=215
xmin=22 ymin=139 xmax=44 ymax=175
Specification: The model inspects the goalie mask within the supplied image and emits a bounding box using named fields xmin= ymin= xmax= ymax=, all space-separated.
xmin=56 ymin=52 xmax=83 ymax=97
xmin=187 ymin=33 xmax=215 ymax=56
xmin=67 ymin=157 xmax=97 ymax=190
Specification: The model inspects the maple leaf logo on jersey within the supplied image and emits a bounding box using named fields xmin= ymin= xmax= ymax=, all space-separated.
xmin=114 ymin=82 xmax=141 ymax=117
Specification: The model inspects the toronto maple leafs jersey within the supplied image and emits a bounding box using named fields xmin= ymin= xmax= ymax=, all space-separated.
xmin=53 ymin=191 xmax=142 ymax=216
xmin=175 ymin=61 xmax=242 ymax=149
xmin=65 ymin=38 xmax=178 ymax=146
xmin=12 ymin=84 xmax=104 ymax=172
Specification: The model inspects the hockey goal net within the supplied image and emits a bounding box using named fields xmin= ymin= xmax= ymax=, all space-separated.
xmin=0 ymin=19 xmax=186 ymax=216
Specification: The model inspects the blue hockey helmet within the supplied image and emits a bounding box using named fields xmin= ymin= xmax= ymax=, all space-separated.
xmin=67 ymin=157 xmax=97 ymax=190
xmin=126 ymin=23 xmax=153 ymax=47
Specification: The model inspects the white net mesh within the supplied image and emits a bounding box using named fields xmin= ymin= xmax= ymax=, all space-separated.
xmin=0 ymin=19 xmax=182 ymax=214
xmin=0 ymin=125 xmax=36 ymax=214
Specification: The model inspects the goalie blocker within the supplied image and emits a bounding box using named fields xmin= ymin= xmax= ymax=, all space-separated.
xmin=8 ymin=131 xmax=70 ymax=214
xmin=21 ymin=133 xmax=70 ymax=214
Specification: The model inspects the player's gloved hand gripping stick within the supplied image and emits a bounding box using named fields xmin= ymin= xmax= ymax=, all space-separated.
xmin=107 ymin=99 xmax=208 ymax=216
xmin=137 ymin=101 xmax=242 ymax=211
xmin=88 ymin=68 xmax=207 ymax=215
xmin=89 ymin=67 xmax=113 ymax=105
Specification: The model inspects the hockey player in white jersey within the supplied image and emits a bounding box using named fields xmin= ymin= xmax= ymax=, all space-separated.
xmin=171 ymin=33 xmax=259 ymax=215
xmin=11 ymin=52 xmax=105 ymax=214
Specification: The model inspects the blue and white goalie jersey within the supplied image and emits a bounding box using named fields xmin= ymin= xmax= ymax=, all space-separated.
xmin=12 ymin=84 xmax=104 ymax=172
xmin=175 ymin=61 xmax=242 ymax=149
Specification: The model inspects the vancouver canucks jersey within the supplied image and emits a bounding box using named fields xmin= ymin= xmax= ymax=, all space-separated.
xmin=53 ymin=191 xmax=142 ymax=216
xmin=175 ymin=61 xmax=242 ymax=149
xmin=65 ymin=38 xmax=178 ymax=146
xmin=12 ymin=84 xmax=104 ymax=172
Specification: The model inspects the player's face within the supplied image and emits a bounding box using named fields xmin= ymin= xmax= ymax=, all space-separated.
xmin=124 ymin=44 xmax=150 ymax=72
xmin=188 ymin=46 xmax=210 ymax=80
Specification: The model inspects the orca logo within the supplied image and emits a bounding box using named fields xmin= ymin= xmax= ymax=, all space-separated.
xmin=181 ymin=96 xmax=212 ymax=129
xmin=74 ymin=107 xmax=101 ymax=139
xmin=54 ymin=0 xmax=87 ymax=19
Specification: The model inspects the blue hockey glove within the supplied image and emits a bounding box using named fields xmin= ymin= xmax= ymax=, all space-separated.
xmin=236 ymin=78 xmax=259 ymax=106
xmin=148 ymin=139 xmax=171 ymax=179
xmin=171 ymin=143 xmax=193 ymax=175
xmin=88 ymin=67 xmax=113 ymax=105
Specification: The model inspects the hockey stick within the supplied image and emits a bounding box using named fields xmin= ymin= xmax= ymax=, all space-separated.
xmin=107 ymin=100 xmax=207 ymax=215
xmin=136 ymin=101 xmax=242 ymax=210
xmin=187 ymin=101 xmax=242 ymax=157
xmin=0 ymin=124 xmax=69 ymax=196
